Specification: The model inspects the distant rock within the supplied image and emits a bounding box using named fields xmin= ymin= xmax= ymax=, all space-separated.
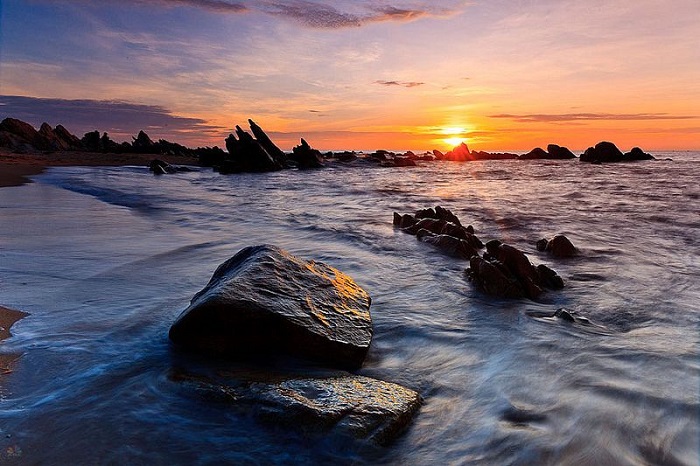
xmin=580 ymin=141 xmax=624 ymax=163
xmin=0 ymin=118 xmax=51 ymax=151
xmin=519 ymin=144 xmax=576 ymax=160
xmin=221 ymin=123 xmax=284 ymax=173
xmin=132 ymin=130 xmax=155 ymax=153
xmin=537 ymin=235 xmax=578 ymax=258
xmin=444 ymin=142 xmax=471 ymax=161
xmin=623 ymin=147 xmax=655 ymax=161
xmin=291 ymin=138 xmax=324 ymax=169
xmin=248 ymin=119 xmax=287 ymax=167
xmin=169 ymin=245 xmax=373 ymax=369
xmin=172 ymin=370 xmax=422 ymax=445
xmin=53 ymin=125 xmax=84 ymax=150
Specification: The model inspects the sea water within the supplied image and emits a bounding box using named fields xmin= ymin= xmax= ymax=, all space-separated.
xmin=0 ymin=153 xmax=697 ymax=464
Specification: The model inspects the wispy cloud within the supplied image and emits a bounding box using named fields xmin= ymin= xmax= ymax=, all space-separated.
xmin=0 ymin=95 xmax=223 ymax=143
xmin=375 ymin=80 xmax=425 ymax=88
xmin=490 ymin=113 xmax=698 ymax=123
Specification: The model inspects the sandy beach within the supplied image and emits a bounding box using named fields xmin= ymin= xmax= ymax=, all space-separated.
xmin=0 ymin=148 xmax=199 ymax=188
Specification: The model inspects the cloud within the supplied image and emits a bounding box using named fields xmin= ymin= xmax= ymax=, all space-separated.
xmin=36 ymin=0 xmax=467 ymax=28
xmin=375 ymin=80 xmax=425 ymax=88
xmin=0 ymin=95 xmax=223 ymax=143
xmin=489 ymin=113 xmax=698 ymax=123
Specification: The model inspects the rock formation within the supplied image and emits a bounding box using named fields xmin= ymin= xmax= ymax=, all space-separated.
xmin=580 ymin=141 xmax=654 ymax=163
xmin=537 ymin=234 xmax=578 ymax=257
xmin=221 ymin=122 xmax=285 ymax=173
xmin=291 ymin=138 xmax=324 ymax=169
xmin=519 ymin=144 xmax=576 ymax=160
xmin=466 ymin=240 xmax=563 ymax=300
xmin=169 ymin=245 xmax=373 ymax=369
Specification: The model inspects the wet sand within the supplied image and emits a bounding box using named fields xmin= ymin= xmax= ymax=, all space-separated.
xmin=0 ymin=306 xmax=28 ymax=374
xmin=0 ymin=148 xmax=199 ymax=187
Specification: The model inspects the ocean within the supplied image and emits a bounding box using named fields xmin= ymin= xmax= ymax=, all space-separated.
xmin=0 ymin=153 xmax=698 ymax=464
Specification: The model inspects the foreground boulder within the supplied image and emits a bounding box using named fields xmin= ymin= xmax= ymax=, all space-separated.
xmin=172 ymin=370 xmax=422 ymax=445
xmin=536 ymin=234 xmax=578 ymax=257
xmin=169 ymin=245 xmax=373 ymax=369
xmin=466 ymin=240 xmax=563 ymax=300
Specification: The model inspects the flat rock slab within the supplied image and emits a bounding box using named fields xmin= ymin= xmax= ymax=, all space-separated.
xmin=169 ymin=245 xmax=373 ymax=368
xmin=171 ymin=370 xmax=422 ymax=445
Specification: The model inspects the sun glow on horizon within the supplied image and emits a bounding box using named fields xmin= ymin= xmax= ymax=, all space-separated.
xmin=441 ymin=126 xmax=469 ymax=149
xmin=443 ymin=136 xmax=466 ymax=148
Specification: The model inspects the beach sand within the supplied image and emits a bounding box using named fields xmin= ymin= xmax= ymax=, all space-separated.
xmin=0 ymin=148 xmax=199 ymax=188
xmin=0 ymin=306 xmax=28 ymax=375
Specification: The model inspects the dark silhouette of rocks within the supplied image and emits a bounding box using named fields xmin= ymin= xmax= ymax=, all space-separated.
xmin=519 ymin=144 xmax=576 ymax=160
xmin=290 ymin=138 xmax=324 ymax=169
xmin=466 ymin=240 xmax=563 ymax=300
xmin=537 ymin=235 xmax=578 ymax=257
xmin=169 ymin=245 xmax=373 ymax=369
xmin=624 ymin=147 xmax=655 ymax=161
xmin=581 ymin=141 xmax=654 ymax=163
xmin=439 ymin=142 xmax=518 ymax=161
xmin=0 ymin=118 xmax=60 ymax=151
xmin=444 ymin=142 xmax=471 ymax=161
xmin=172 ymin=370 xmax=422 ymax=446
xmin=248 ymin=119 xmax=287 ymax=167
xmin=221 ymin=123 xmax=284 ymax=173
xmin=394 ymin=206 xmax=484 ymax=258
xmin=132 ymin=130 xmax=155 ymax=153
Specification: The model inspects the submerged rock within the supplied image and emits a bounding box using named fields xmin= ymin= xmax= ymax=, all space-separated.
xmin=466 ymin=241 xmax=563 ymax=300
xmin=171 ymin=370 xmax=422 ymax=445
xmin=169 ymin=245 xmax=373 ymax=369
xmin=537 ymin=234 xmax=578 ymax=258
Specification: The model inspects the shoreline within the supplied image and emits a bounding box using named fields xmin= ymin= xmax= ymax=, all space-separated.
xmin=0 ymin=149 xmax=199 ymax=188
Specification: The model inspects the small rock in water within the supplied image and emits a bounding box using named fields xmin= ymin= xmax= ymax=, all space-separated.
xmin=169 ymin=245 xmax=373 ymax=369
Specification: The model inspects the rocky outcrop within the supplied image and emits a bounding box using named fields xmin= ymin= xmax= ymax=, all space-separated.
xmin=169 ymin=245 xmax=373 ymax=369
xmin=132 ymin=130 xmax=155 ymax=153
xmin=291 ymin=138 xmax=324 ymax=169
xmin=537 ymin=235 xmax=577 ymax=257
xmin=0 ymin=118 xmax=51 ymax=151
xmin=519 ymin=144 xmax=576 ymax=160
xmin=623 ymin=147 xmax=655 ymax=161
xmin=394 ymin=206 xmax=483 ymax=259
xmin=221 ymin=122 xmax=285 ymax=173
xmin=439 ymin=142 xmax=518 ymax=161
xmin=248 ymin=119 xmax=287 ymax=167
xmin=580 ymin=141 xmax=653 ymax=163
xmin=466 ymin=240 xmax=563 ymax=300
xmin=171 ymin=370 xmax=422 ymax=445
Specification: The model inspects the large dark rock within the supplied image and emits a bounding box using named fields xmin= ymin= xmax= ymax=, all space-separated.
xmin=169 ymin=245 xmax=373 ymax=369
xmin=580 ymin=141 xmax=624 ymax=163
xmin=467 ymin=256 xmax=525 ymax=298
xmin=417 ymin=230 xmax=479 ymax=260
xmin=547 ymin=144 xmax=576 ymax=159
xmin=537 ymin=234 xmax=578 ymax=257
xmin=291 ymin=138 xmax=324 ymax=169
xmin=222 ymin=124 xmax=283 ymax=173
xmin=248 ymin=119 xmax=287 ymax=167
xmin=0 ymin=118 xmax=52 ymax=151
xmin=172 ymin=370 xmax=421 ymax=445
xmin=444 ymin=142 xmax=471 ymax=161
xmin=132 ymin=130 xmax=155 ymax=153
xmin=53 ymin=124 xmax=84 ymax=150
xmin=519 ymin=147 xmax=549 ymax=160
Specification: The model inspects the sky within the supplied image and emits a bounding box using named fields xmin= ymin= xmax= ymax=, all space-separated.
xmin=1 ymin=0 xmax=698 ymax=151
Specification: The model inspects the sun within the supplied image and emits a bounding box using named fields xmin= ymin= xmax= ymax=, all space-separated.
xmin=444 ymin=136 xmax=465 ymax=147
xmin=440 ymin=127 xmax=468 ymax=148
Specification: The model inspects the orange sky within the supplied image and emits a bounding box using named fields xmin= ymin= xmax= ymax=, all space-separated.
xmin=1 ymin=0 xmax=698 ymax=151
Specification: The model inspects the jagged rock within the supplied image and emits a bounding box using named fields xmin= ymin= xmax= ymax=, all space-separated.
xmin=132 ymin=130 xmax=155 ymax=152
xmin=393 ymin=213 xmax=417 ymax=229
xmin=432 ymin=149 xmax=445 ymax=160
xmin=222 ymin=124 xmax=283 ymax=173
xmin=169 ymin=245 xmax=373 ymax=369
xmin=444 ymin=142 xmax=471 ymax=161
xmin=581 ymin=141 xmax=624 ymax=163
xmin=417 ymin=230 xmax=479 ymax=260
xmin=54 ymin=125 xmax=83 ymax=150
xmin=537 ymin=235 xmax=577 ymax=257
xmin=248 ymin=119 xmax=287 ymax=167
xmin=467 ymin=241 xmax=563 ymax=300
xmin=291 ymin=138 xmax=324 ymax=169
xmin=0 ymin=118 xmax=52 ymax=151
xmin=171 ymin=370 xmax=422 ymax=445
xmin=623 ymin=147 xmax=655 ymax=161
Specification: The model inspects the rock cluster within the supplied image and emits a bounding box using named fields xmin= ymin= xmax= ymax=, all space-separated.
xmin=467 ymin=240 xmax=563 ymax=300
xmin=221 ymin=120 xmax=287 ymax=173
xmin=290 ymin=138 xmax=324 ymax=169
xmin=0 ymin=118 xmax=83 ymax=152
xmin=169 ymin=244 xmax=421 ymax=444
xmin=435 ymin=142 xmax=518 ymax=162
xmin=581 ymin=141 xmax=655 ymax=163
xmin=394 ymin=206 xmax=564 ymax=301
xmin=520 ymin=144 xmax=576 ymax=160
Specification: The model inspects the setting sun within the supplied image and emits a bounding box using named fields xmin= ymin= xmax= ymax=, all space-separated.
xmin=443 ymin=136 xmax=465 ymax=148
